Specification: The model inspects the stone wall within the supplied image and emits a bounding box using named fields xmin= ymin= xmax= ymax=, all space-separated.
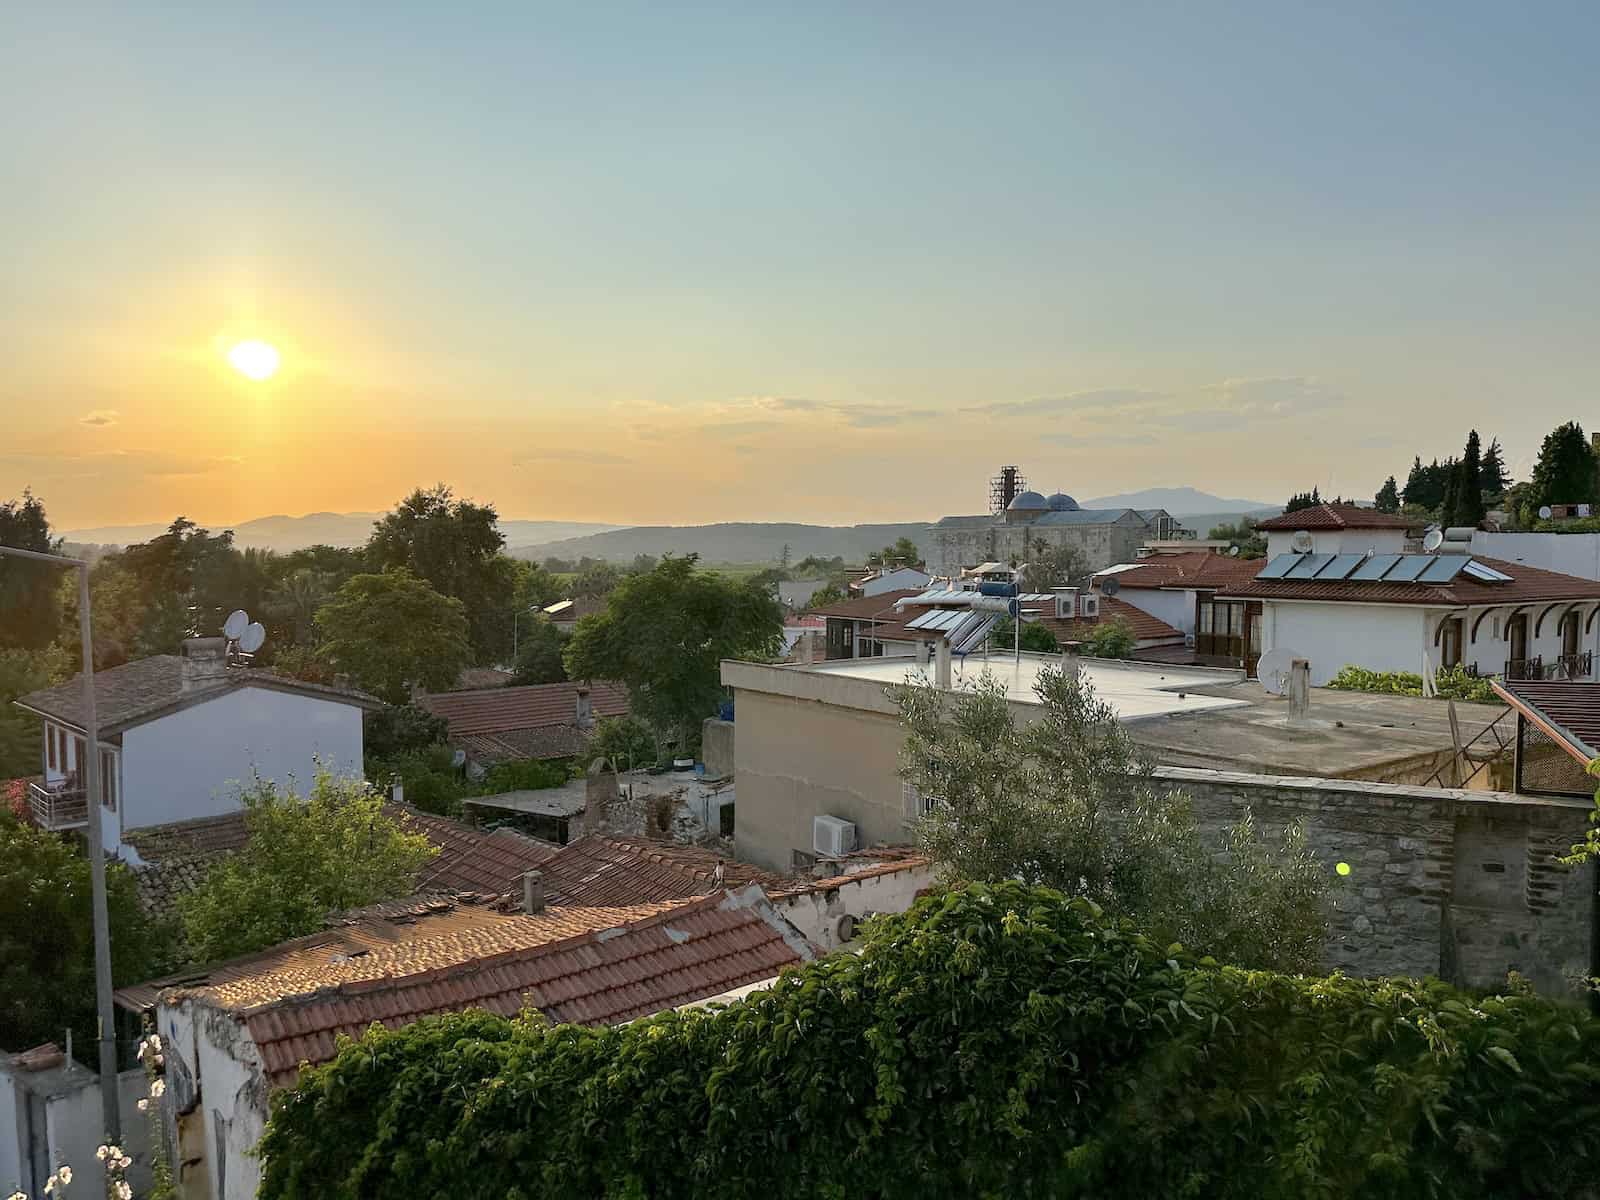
xmin=928 ymin=520 xmax=1149 ymax=576
xmin=1150 ymin=767 xmax=1595 ymax=997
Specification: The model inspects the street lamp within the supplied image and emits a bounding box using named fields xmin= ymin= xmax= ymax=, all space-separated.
xmin=0 ymin=545 xmax=119 ymax=1140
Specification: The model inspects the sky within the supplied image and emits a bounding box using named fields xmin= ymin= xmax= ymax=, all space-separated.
xmin=4 ymin=2 xmax=1598 ymax=530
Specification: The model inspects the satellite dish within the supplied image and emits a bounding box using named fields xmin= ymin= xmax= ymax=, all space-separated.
xmin=451 ymin=748 xmax=467 ymax=769
xmin=223 ymin=609 xmax=250 ymax=640
xmin=1538 ymin=505 xmax=1553 ymax=520
xmin=1289 ymin=530 xmax=1314 ymax=554
xmin=1228 ymin=545 xmax=1241 ymax=557
xmin=238 ymin=621 xmax=266 ymax=654
xmin=1422 ymin=529 xmax=1444 ymax=552
xmin=1257 ymin=647 xmax=1302 ymax=696
xmin=1101 ymin=576 xmax=1121 ymax=596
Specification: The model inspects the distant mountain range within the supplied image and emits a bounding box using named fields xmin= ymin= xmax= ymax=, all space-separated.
xmin=62 ymin=512 xmax=622 ymax=554
xmin=1080 ymin=487 xmax=1276 ymax=515
xmin=511 ymin=522 xmax=936 ymax=566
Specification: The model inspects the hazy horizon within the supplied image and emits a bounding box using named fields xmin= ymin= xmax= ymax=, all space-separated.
xmin=7 ymin=3 xmax=1596 ymax=529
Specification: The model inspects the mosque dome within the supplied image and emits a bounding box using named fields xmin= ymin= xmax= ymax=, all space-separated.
xmin=1006 ymin=490 xmax=1049 ymax=511
xmin=1046 ymin=492 xmax=1079 ymax=512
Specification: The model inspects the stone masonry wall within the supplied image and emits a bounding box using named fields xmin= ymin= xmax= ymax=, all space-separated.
xmin=1149 ymin=767 xmax=1595 ymax=998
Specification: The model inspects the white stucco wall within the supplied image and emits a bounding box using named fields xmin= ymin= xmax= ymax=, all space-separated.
xmin=1470 ymin=531 xmax=1600 ymax=580
xmin=160 ymin=1000 xmax=269 ymax=1200
xmin=43 ymin=1085 xmax=100 ymax=1196
xmin=1262 ymin=603 xmax=1427 ymax=686
xmin=119 ymin=687 xmax=363 ymax=833
xmin=1266 ymin=528 xmax=1409 ymax=557
xmin=1115 ymin=587 xmax=1194 ymax=635
xmin=860 ymin=568 xmax=931 ymax=597
xmin=775 ymin=862 xmax=934 ymax=952
xmin=0 ymin=1069 xmax=19 ymax=1197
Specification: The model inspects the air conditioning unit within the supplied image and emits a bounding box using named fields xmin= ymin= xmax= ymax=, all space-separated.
xmin=813 ymin=814 xmax=858 ymax=858
xmin=1079 ymin=594 xmax=1100 ymax=620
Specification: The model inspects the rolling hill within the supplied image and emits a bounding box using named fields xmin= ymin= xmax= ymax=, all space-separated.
xmin=511 ymin=522 xmax=936 ymax=565
xmin=61 ymin=512 xmax=621 ymax=553
xmin=1080 ymin=487 xmax=1276 ymax=515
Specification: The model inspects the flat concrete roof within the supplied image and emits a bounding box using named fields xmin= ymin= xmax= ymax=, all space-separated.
xmin=794 ymin=652 xmax=1250 ymax=722
xmin=461 ymin=781 xmax=588 ymax=818
xmin=1127 ymin=680 xmax=1510 ymax=779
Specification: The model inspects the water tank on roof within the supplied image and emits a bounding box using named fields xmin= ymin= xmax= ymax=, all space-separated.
xmin=1046 ymin=492 xmax=1079 ymax=512
xmin=1006 ymin=490 xmax=1048 ymax=511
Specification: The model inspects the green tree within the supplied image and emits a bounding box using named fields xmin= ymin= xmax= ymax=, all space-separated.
xmin=366 ymin=485 xmax=515 ymax=663
xmin=1284 ymin=487 xmax=1322 ymax=513
xmin=987 ymin=616 xmax=1061 ymax=654
xmin=1479 ymin=437 xmax=1510 ymax=498
xmin=0 ymin=809 xmax=175 ymax=1063
xmin=1374 ymin=476 xmax=1400 ymax=513
xmin=1207 ymin=518 xmax=1267 ymax=558
xmin=264 ymin=566 xmax=333 ymax=648
xmin=1084 ymin=615 xmax=1137 ymax=658
xmin=179 ymin=770 xmax=438 ymax=962
xmin=0 ymin=490 xmax=64 ymax=650
xmin=1523 ymin=421 xmax=1599 ymax=523
xmin=363 ymin=703 xmax=449 ymax=760
xmin=806 ymin=583 xmax=845 ymax=608
xmin=868 ymin=537 xmax=922 ymax=568
xmin=588 ymin=715 xmax=659 ymax=771
xmin=779 ymin=543 xmax=791 ymax=570
xmin=564 ymin=555 xmax=782 ymax=748
xmin=1018 ymin=538 xmax=1086 ymax=592
xmin=511 ymin=616 xmax=568 ymax=685
xmin=1439 ymin=467 xmax=1460 ymax=528
xmin=0 ymin=645 xmax=69 ymax=778
xmin=315 ymin=569 xmax=471 ymax=702
xmin=894 ymin=667 xmax=1327 ymax=972
xmin=572 ymin=560 xmax=622 ymax=599
xmin=1454 ymin=429 xmax=1486 ymax=527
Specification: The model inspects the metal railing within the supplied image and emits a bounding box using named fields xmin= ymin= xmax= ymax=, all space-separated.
xmin=1504 ymin=652 xmax=1593 ymax=681
xmin=28 ymin=783 xmax=90 ymax=830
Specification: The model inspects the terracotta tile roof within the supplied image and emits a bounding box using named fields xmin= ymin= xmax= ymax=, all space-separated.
xmin=124 ymin=812 xmax=251 ymax=861
xmin=1253 ymin=504 xmax=1418 ymax=531
xmin=449 ymin=666 xmax=515 ymax=691
xmin=806 ymin=590 xmax=923 ymax=620
xmin=401 ymin=808 xmax=560 ymax=895
xmin=416 ymin=681 xmax=629 ymax=736
xmin=454 ymin=727 xmax=596 ymax=763
xmin=127 ymin=888 xmax=811 ymax=1088
xmin=14 ymin=656 xmax=379 ymax=735
xmin=1097 ymin=551 xmax=1266 ymax=591
xmin=540 ymin=835 xmax=786 ymax=906
xmin=1219 ymin=556 xmax=1600 ymax=606
xmin=1036 ymin=595 xmax=1185 ymax=646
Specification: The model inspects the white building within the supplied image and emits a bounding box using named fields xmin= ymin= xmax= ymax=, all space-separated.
xmin=13 ymin=638 xmax=375 ymax=856
xmin=1253 ymin=502 xmax=1421 ymax=558
xmin=850 ymin=566 xmax=933 ymax=597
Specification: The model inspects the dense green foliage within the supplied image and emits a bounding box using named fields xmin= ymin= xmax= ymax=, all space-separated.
xmin=0 ymin=645 xmax=68 ymax=778
xmin=0 ymin=490 xmax=63 ymax=650
xmin=1326 ymin=664 xmax=1498 ymax=704
xmin=315 ymin=568 xmax=472 ymax=702
xmin=1083 ymin=615 xmax=1136 ymax=659
xmin=363 ymin=703 xmax=450 ymax=760
xmin=511 ymin=615 xmax=568 ymax=684
xmin=564 ymin=554 xmax=783 ymax=747
xmin=0 ymin=810 xmax=175 ymax=1063
xmin=866 ymin=536 xmax=922 ymax=568
xmin=179 ymin=771 xmax=437 ymax=961
xmin=258 ymin=882 xmax=1599 ymax=1200
xmin=1373 ymin=475 xmax=1400 ymax=513
xmin=1207 ymin=517 xmax=1267 ymax=557
xmin=897 ymin=668 xmax=1327 ymax=973
xmin=1017 ymin=536 xmax=1086 ymax=593
xmin=988 ymin=616 xmax=1061 ymax=654
xmin=1284 ymin=487 xmax=1323 ymax=512
xmin=588 ymin=714 xmax=659 ymax=771
xmin=1522 ymin=420 xmax=1599 ymax=524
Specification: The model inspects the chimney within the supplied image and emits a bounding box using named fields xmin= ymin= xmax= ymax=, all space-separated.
xmin=1052 ymin=586 xmax=1078 ymax=620
xmin=1060 ymin=644 xmax=1082 ymax=682
xmin=934 ymin=639 xmax=952 ymax=689
xmin=574 ymin=686 xmax=594 ymax=730
xmin=522 ymin=870 xmax=545 ymax=915
xmin=1288 ymin=659 xmax=1311 ymax=722
xmin=180 ymin=637 xmax=230 ymax=691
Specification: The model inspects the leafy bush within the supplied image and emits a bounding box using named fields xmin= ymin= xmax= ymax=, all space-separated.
xmin=371 ymin=745 xmax=471 ymax=816
xmin=587 ymin=715 xmax=659 ymax=771
xmin=1326 ymin=664 xmax=1498 ymax=704
xmin=363 ymin=703 xmax=449 ymax=760
xmin=1084 ymin=615 xmax=1137 ymax=659
xmin=480 ymin=757 xmax=572 ymax=792
xmin=259 ymin=882 xmax=1600 ymax=1200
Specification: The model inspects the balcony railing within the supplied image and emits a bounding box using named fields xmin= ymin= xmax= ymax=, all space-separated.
xmin=1504 ymin=652 xmax=1593 ymax=682
xmin=28 ymin=783 xmax=89 ymax=831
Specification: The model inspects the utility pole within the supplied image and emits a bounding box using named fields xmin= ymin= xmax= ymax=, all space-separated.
xmin=0 ymin=545 xmax=118 ymax=1141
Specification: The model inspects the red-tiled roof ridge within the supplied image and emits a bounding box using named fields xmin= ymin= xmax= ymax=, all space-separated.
xmin=805 ymin=589 xmax=924 ymax=620
xmin=1095 ymin=551 xmax=1265 ymax=591
xmin=1253 ymin=504 xmax=1417 ymax=531
xmin=1036 ymin=595 xmax=1185 ymax=645
xmin=1219 ymin=554 xmax=1600 ymax=605
xmin=416 ymin=680 xmax=630 ymax=736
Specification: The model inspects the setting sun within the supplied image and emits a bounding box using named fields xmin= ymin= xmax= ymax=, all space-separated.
xmin=227 ymin=339 xmax=281 ymax=381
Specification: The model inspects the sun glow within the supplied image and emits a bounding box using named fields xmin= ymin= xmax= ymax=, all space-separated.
xmin=227 ymin=339 xmax=281 ymax=381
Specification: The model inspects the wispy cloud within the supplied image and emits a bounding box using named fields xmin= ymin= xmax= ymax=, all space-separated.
xmin=966 ymin=389 xmax=1164 ymax=417
xmin=972 ymin=377 xmax=1341 ymax=437
xmin=514 ymin=448 xmax=634 ymax=467
xmin=78 ymin=409 xmax=119 ymax=427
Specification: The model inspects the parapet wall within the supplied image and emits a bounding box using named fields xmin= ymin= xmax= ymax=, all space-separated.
xmin=1149 ymin=767 xmax=1595 ymax=997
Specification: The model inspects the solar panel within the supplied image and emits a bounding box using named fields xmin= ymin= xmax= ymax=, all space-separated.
xmin=1254 ymin=554 xmax=1298 ymax=580
xmin=1317 ymin=553 xmax=1367 ymax=580
xmin=1417 ymin=555 xmax=1467 ymax=583
xmin=1462 ymin=560 xmax=1513 ymax=583
xmin=1284 ymin=553 xmax=1335 ymax=579
xmin=1384 ymin=556 xmax=1432 ymax=583
xmin=1350 ymin=554 xmax=1402 ymax=581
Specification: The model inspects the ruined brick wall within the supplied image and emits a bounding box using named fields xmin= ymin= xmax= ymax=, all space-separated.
xmin=1148 ymin=767 xmax=1595 ymax=998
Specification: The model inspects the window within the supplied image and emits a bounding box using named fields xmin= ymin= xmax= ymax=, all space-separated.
xmin=73 ymin=736 xmax=86 ymax=781
xmin=47 ymin=725 xmax=57 ymax=770
xmin=100 ymin=749 xmax=116 ymax=811
xmin=1440 ymin=618 xmax=1463 ymax=669
xmin=1561 ymin=610 xmax=1580 ymax=660
xmin=1196 ymin=598 xmax=1247 ymax=661
xmin=902 ymin=781 xmax=937 ymax=820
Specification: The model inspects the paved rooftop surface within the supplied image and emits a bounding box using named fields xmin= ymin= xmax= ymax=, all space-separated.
xmin=804 ymin=652 xmax=1250 ymax=721
xmin=1126 ymin=680 xmax=1510 ymax=778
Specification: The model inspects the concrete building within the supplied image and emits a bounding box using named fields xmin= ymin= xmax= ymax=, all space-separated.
xmin=849 ymin=566 xmax=933 ymax=597
xmin=0 ymin=1046 xmax=153 ymax=1200
xmin=1253 ymin=502 xmax=1420 ymax=558
xmin=927 ymin=481 xmax=1185 ymax=577
xmin=12 ymin=639 xmax=375 ymax=856
xmin=1468 ymin=529 xmax=1600 ymax=581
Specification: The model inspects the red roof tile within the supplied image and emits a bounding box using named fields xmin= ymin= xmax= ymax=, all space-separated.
xmin=416 ymin=681 xmax=629 ymax=736
xmin=1253 ymin=504 xmax=1418 ymax=531
xmin=1097 ymin=551 xmax=1266 ymax=591
xmin=806 ymin=590 xmax=924 ymax=620
xmin=402 ymin=808 xmax=561 ymax=895
xmin=540 ymin=836 xmax=786 ymax=906
xmin=1035 ymin=595 xmax=1185 ymax=646
xmin=1219 ymin=556 xmax=1600 ymax=606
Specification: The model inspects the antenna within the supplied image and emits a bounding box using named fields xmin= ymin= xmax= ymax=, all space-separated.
xmin=1290 ymin=530 xmax=1314 ymax=554
xmin=1538 ymin=505 xmax=1553 ymax=520
xmin=1257 ymin=647 xmax=1301 ymax=696
xmin=1228 ymin=545 xmax=1241 ymax=557
xmin=238 ymin=622 xmax=266 ymax=655
xmin=1422 ymin=529 xmax=1444 ymax=552
xmin=223 ymin=609 xmax=249 ymax=640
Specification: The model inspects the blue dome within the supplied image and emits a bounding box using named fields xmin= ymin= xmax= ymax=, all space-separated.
xmin=1047 ymin=492 xmax=1079 ymax=511
xmin=1006 ymin=490 xmax=1048 ymax=511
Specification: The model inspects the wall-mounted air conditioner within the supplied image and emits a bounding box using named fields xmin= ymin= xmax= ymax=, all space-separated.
xmin=1079 ymin=594 xmax=1100 ymax=620
xmin=813 ymin=814 xmax=858 ymax=858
